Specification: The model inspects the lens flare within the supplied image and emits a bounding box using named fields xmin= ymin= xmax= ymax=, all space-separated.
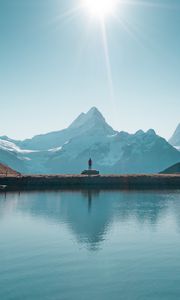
xmin=83 ymin=0 xmax=118 ymax=19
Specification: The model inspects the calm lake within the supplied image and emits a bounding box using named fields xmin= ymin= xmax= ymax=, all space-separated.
xmin=1 ymin=190 xmax=180 ymax=300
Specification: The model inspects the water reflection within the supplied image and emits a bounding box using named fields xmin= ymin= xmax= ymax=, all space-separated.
xmin=0 ymin=190 xmax=180 ymax=250
xmin=1 ymin=190 xmax=180 ymax=300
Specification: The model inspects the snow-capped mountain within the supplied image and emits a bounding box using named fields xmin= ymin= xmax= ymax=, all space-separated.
xmin=12 ymin=107 xmax=116 ymax=151
xmin=1 ymin=107 xmax=180 ymax=174
xmin=169 ymin=124 xmax=180 ymax=148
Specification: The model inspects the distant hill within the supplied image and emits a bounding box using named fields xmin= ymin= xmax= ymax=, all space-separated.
xmin=0 ymin=163 xmax=20 ymax=175
xmin=1 ymin=107 xmax=180 ymax=174
xmin=169 ymin=124 xmax=180 ymax=147
xmin=160 ymin=162 xmax=180 ymax=174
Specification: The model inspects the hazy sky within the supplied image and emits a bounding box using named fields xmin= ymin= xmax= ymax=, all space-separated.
xmin=1 ymin=0 xmax=180 ymax=140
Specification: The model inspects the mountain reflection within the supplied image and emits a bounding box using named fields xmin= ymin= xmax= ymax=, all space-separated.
xmin=0 ymin=190 xmax=180 ymax=250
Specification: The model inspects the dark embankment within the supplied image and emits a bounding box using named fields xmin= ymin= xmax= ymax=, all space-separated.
xmin=0 ymin=174 xmax=180 ymax=191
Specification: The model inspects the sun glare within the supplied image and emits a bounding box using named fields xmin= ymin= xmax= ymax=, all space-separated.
xmin=83 ymin=0 xmax=118 ymax=19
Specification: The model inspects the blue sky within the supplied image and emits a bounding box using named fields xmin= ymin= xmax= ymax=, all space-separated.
xmin=0 ymin=0 xmax=180 ymax=140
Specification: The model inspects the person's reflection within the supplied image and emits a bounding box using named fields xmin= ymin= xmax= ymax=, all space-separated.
xmin=81 ymin=190 xmax=100 ymax=213
xmin=87 ymin=190 xmax=92 ymax=212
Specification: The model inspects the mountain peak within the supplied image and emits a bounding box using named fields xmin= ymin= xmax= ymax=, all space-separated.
xmin=86 ymin=107 xmax=104 ymax=118
xmin=69 ymin=107 xmax=107 ymax=130
xmin=68 ymin=107 xmax=115 ymax=136
xmin=135 ymin=130 xmax=144 ymax=136
xmin=146 ymin=129 xmax=156 ymax=136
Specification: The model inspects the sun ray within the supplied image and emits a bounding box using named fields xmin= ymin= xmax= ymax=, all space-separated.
xmin=114 ymin=14 xmax=152 ymax=50
xmin=120 ymin=0 xmax=179 ymax=10
xmin=100 ymin=21 xmax=114 ymax=101
xmin=47 ymin=6 xmax=82 ymax=28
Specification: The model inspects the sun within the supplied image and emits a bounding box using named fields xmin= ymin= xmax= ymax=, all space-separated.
xmin=83 ymin=0 xmax=118 ymax=19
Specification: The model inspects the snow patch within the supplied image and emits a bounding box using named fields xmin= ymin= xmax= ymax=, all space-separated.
xmin=48 ymin=141 xmax=69 ymax=152
xmin=0 ymin=139 xmax=38 ymax=154
xmin=174 ymin=146 xmax=180 ymax=151
xmin=48 ymin=146 xmax=63 ymax=152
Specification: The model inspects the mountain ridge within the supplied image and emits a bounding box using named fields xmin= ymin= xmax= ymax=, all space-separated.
xmin=0 ymin=107 xmax=180 ymax=174
xmin=6 ymin=107 xmax=115 ymax=151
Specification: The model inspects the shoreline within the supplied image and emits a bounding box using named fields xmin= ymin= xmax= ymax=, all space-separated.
xmin=0 ymin=174 xmax=180 ymax=191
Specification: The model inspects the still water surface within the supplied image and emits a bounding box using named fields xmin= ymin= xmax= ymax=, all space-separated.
xmin=0 ymin=190 xmax=180 ymax=300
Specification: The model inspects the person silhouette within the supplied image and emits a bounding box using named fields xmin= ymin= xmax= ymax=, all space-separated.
xmin=88 ymin=158 xmax=92 ymax=170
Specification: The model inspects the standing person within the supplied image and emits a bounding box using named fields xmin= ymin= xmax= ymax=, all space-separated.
xmin=88 ymin=158 xmax=92 ymax=170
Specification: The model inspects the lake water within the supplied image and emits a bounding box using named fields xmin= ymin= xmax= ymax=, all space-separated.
xmin=1 ymin=190 xmax=180 ymax=300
